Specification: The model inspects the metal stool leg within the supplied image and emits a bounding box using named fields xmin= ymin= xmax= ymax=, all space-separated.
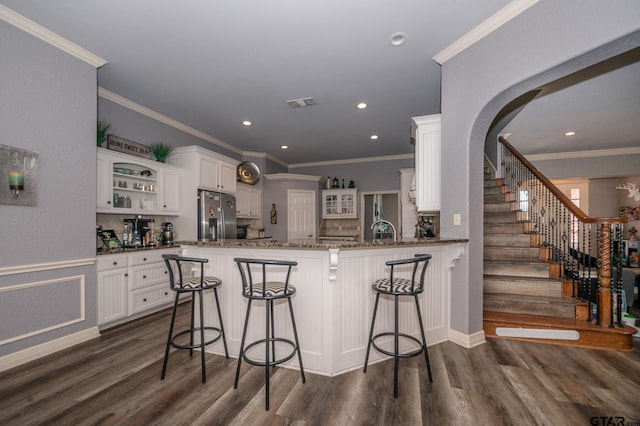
xmin=393 ymin=295 xmax=399 ymax=399
xmin=161 ymin=291 xmax=181 ymax=380
xmin=265 ymin=299 xmax=271 ymax=411
xmin=414 ymin=295 xmax=432 ymax=382
xmin=189 ymin=295 xmax=195 ymax=357
xmin=363 ymin=293 xmax=381 ymax=373
xmin=270 ymin=299 xmax=275 ymax=372
xmin=198 ymin=290 xmax=207 ymax=383
xmin=288 ymin=297 xmax=306 ymax=383
xmin=234 ymin=299 xmax=252 ymax=389
xmin=213 ymin=288 xmax=229 ymax=358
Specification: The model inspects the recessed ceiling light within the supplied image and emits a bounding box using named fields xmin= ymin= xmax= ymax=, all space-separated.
xmin=389 ymin=32 xmax=407 ymax=46
xmin=357 ymin=102 xmax=367 ymax=109
xmin=281 ymin=145 xmax=288 ymax=149
xmin=370 ymin=135 xmax=379 ymax=140
xmin=565 ymin=131 xmax=576 ymax=136
xmin=242 ymin=120 xmax=252 ymax=126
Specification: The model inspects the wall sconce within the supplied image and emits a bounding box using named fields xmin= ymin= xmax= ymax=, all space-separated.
xmin=9 ymin=171 xmax=24 ymax=196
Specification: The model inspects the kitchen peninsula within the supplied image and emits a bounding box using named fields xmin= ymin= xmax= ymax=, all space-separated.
xmin=179 ymin=238 xmax=466 ymax=376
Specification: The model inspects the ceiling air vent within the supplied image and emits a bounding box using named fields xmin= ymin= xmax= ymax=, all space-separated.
xmin=285 ymin=97 xmax=316 ymax=108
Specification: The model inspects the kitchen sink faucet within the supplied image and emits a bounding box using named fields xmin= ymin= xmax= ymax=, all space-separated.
xmin=370 ymin=219 xmax=397 ymax=242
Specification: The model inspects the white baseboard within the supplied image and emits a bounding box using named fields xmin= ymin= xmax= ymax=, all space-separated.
xmin=0 ymin=327 xmax=100 ymax=372
xmin=448 ymin=328 xmax=486 ymax=348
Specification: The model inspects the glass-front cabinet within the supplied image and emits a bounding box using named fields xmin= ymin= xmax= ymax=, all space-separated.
xmin=322 ymin=189 xmax=357 ymax=218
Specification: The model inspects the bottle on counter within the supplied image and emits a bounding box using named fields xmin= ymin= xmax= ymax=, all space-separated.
xmin=133 ymin=229 xmax=141 ymax=247
xmin=122 ymin=225 xmax=129 ymax=246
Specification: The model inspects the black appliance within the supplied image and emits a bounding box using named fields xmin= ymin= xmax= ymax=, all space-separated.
xmin=237 ymin=224 xmax=249 ymax=239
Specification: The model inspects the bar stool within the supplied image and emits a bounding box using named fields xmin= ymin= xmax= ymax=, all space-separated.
xmin=161 ymin=254 xmax=228 ymax=383
xmin=233 ymin=258 xmax=305 ymax=411
xmin=363 ymin=254 xmax=432 ymax=398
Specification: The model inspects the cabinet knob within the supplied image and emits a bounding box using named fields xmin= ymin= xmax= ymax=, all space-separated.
xmin=143 ymin=275 xmax=147 ymax=279
xmin=124 ymin=273 xmax=128 ymax=277
xmin=112 ymin=261 xmax=118 ymax=266
xmin=143 ymin=298 xmax=147 ymax=302
xmin=143 ymin=257 xmax=147 ymax=261
xmin=163 ymin=205 xmax=167 ymax=208
xmin=164 ymin=291 xmax=168 ymax=296
xmin=107 ymin=200 xmax=111 ymax=204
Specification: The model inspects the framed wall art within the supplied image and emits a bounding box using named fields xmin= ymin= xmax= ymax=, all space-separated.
xmin=0 ymin=144 xmax=38 ymax=206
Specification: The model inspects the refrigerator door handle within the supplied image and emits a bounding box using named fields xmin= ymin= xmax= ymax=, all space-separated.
xmin=220 ymin=206 xmax=225 ymax=240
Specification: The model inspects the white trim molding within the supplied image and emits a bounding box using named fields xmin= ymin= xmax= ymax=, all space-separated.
xmin=0 ymin=275 xmax=87 ymax=346
xmin=0 ymin=4 xmax=106 ymax=68
xmin=0 ymin=327 xmax=99 ymax=373
xmin=433 ymin=0 xmax=539 ymax=64
xmin=448 ymin=328 xmax=486 ymax=348
xmin=526 ymin=146 xmax=640 ymax=161
xmin=289 ymin=153 xmax=414 ymax=169
xmin=0 ymin=258 xmax=96 ymax=277
xmin=264 ymin=173 xmax=322 ymax=181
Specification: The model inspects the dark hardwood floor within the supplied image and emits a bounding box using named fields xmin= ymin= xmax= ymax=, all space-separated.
xmin=1 ymin=304 xmax=639 ymax=425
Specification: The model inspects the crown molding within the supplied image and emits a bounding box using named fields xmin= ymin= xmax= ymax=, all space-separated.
xmin=526 ymin=146 xmax=640 ymax=161
xmin=264 ymin=173 xmax=322 ymax=182
xmin=242 ymin=151 xmax=289 ymax=168
xmin=289 ymin=153 xmax=414 ymax=169
xmin=98 ymin=87 xmax=243 ymax=156
xmin=0 ymin=4 xmax=106 ymax=68
xmin=433 ymin=0 xmax=539 ymax=65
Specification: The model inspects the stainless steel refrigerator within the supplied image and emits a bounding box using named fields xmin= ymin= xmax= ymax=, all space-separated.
xmin=198 ymin=190 xmax=237 ymax=241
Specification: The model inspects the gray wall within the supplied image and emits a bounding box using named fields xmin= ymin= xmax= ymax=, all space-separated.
xmin=0 ymin=21 xmax=98 ymax=355
xmin=440 ymin=0 xmax=640 ymax=335
xmin=290 ymin=157 xmax=414 ymax=192
xmin=532 ymin=154 xmax=640 ymax=180
xmin=98 ymin=98 xmax=243 ymax=161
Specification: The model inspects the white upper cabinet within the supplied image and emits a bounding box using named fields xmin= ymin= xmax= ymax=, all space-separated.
xmin=236 ymin=183 xmax=261 ymax=218
xmin=159 ymin=167 xmax=182 ymax=214
xmin=322 ymin=189 xmax=358 ymax=219
xmin=411 ymin=114 xmax=441 ymax=212
xmin=97 ymin=148 xmax=182 ymax=215
xmin=172 ymin=146 xmax=237 ymax=194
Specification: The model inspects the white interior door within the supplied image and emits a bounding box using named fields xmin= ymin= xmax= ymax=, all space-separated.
xmin=288 ymin=189 xmax=316 ymax=240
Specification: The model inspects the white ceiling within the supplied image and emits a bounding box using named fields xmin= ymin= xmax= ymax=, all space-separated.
xmin=2 ymin=1 xmax=639 ymax=165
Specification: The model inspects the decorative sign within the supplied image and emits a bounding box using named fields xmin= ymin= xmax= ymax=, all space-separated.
xmin=0 ymin=144 xmax=38 ymax=206
xmin=107 ymin=134 xmax=151 ymax=159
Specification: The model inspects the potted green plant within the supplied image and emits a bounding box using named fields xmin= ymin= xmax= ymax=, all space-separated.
xmin=97 ymin=119 xmax=111 ymax=147
xmin=150 ymin=142 xmax=174 ymax=163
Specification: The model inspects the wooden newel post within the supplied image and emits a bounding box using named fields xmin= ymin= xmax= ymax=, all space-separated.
xmin=598 ymin=222 xmax=612 ymax=326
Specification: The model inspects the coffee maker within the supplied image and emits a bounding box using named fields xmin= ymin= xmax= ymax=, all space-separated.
xmin=161 ymin=222 xmax=175 ymax=245
xmin=123 ymin=216 xmax=155 ymax=247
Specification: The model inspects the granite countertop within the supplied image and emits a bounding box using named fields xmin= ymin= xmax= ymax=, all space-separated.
xmin=97 ymin=238 xmax=468 ymax=255
xmin=96 ymin=244 xmax=180 ymax=255
xmin=176 ymin=238 xmax=468 ymax=250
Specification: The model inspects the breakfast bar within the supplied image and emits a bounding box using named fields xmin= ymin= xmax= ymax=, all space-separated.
xmin=180 ymin=238 xmax=466 ymax=376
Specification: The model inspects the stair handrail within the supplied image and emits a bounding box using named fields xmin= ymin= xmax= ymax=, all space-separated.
xmin=497 ymin=136 xmax=627 ymax=327
xmin=499 ymin=137 xmax=624 ymax=224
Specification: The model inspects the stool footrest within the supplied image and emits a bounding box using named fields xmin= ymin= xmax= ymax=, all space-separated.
xmin=371 ymin=332 xmax=424 ymax=359
xmin=170 ymin=327 xmax=224 ymax=350
xmin=242 ymin=337 xmax=298 ymax=367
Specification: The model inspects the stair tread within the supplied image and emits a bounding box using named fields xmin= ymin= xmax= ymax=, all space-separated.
xmin=483 ymin=311 xmax=636 ymax=335
xmin=484 ymin=293 xmax=574 ymax=304
xmin=483 ymin=274 xmax=559 ymax=284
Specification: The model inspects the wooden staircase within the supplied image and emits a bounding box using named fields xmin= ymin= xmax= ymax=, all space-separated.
xmin=482 ymin=172 xmax=635 ymax=350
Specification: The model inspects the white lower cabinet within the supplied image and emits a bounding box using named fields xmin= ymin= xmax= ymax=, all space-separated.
xmin=97 ymin=254 xmax=129 ymax=325
xmin=97 ymin=248 xmax=180 ymax=328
